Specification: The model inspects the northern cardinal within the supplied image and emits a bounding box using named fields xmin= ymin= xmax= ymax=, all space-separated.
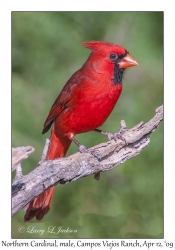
xmin=24 ymin=41 xmax=138 ymax=221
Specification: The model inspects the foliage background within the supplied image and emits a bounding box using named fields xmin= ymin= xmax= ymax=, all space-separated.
xmin=12 ymin=12 xmax=163 ymax=239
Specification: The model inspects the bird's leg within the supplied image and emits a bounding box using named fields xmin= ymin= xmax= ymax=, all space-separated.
xmin=94 ymin=122 xmax=127 ymax=144
xmin=71 ymin=137 xmax=101 ymax=160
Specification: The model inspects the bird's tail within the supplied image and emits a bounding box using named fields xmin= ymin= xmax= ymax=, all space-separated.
xmin=24 ymin=128 xmax=71 ymax=222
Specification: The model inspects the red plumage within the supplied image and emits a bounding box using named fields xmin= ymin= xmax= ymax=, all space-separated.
xmin=24 ymin=41 xmax=138 ymax=221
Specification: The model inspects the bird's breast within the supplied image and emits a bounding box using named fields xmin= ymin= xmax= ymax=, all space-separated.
xmin=56 ymin=81 xmax=122 ymax=135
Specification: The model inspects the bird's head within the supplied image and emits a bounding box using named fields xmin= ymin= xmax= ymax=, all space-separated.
xmin=82 ymin=41 xmax=138 ymax=84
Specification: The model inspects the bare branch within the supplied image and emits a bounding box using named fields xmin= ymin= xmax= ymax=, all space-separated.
xmin=12 ymin=146 xmax=35 ymax=171
xmin=12 ymin=105 xmax=163 ymax=216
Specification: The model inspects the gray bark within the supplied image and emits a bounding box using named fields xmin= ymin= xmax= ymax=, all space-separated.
xmin=12 ymin=105 xmax=163 ymax=216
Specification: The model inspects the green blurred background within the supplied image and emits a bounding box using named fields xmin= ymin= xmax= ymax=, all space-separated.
xmin=12 ymin=12 xmax=163 ymax=239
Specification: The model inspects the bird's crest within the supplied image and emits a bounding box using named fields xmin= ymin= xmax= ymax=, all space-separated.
xmin=82 ymin=41 xmax=126 ymax=54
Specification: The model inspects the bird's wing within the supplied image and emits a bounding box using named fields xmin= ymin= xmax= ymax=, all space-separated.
xmin=42 ymin=71 xmax=82 ymax=134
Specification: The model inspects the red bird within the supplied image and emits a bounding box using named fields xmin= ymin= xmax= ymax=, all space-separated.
xmin=24 ymin=41 xmax=138 ymax=221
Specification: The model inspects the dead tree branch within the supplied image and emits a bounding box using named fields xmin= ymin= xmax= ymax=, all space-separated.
xmin=12 ymin=146 xmax=35 ymax=171
xmin=12 ymin=105 xmax=163 ymax=216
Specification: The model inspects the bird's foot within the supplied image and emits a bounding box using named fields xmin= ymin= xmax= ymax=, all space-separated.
xmin=71 ymin=136 xmax=101 ymax=160
xmin=107 ymin=127 xmax=127 ymax=144
xmin=94 ymin=125 xmax=128 ymax=145
xmin=79 ymin=145 xmax=101 ymax=160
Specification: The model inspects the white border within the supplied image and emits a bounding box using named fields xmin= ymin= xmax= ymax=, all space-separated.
xmin=0 ymin=0 xmax=175 ymax=247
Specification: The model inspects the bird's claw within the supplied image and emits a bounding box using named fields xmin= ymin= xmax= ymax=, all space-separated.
xmin=79 ymin=145 xmax=101 ymax=160
xmin=107 ymin=126 xmax=127 ymax=145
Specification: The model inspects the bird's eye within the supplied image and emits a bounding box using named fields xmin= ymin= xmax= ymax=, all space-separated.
xmin=109 ymin=54 xmax=118 ymax=60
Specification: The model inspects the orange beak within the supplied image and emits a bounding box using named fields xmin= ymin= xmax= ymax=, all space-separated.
xmin=119 ymin=54 xmax=138 ymax=69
